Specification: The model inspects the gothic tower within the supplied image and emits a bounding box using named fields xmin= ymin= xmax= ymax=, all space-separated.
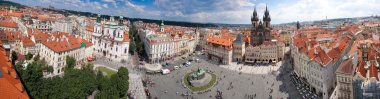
xmin=250 ymin=5 xmax=272 ymax=46
xmin=251 ymin=7 xmax=259 ymax=28
xmin=263 ymin=5 xmax=271 ymax=28
xmin=263 ymin=5 xmax=271 ymax=41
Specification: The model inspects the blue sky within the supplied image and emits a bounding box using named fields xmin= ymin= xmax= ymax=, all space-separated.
xmin=9 ymin=0 xmax=380 ymax=24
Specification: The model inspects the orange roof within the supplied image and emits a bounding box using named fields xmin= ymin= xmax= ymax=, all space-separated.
xmin=311 ymin=46 xmax=332 ymax=66
xmin=37 ymin=15 xmax=52 ymax=21
xmin=85 ymin=25 xmax=94 ymax=32
xmin=42 ymin=32 xmax=91 ymax=53
xmin=327 ymin=47 xmax=342 ymax=62
xmin=336 ymin=59 xmax=354 ymax=74
xmin=5 ymin=30 xmax=21 ymax=42
xmin=0 ymin=40 xmax=30 ymax=99
xmin=0 ymin=21 xmax=18 ymax=28
xmin=8 ymin=12 xmax=23 ymax=17
xmin=207 ymin=37 xmax=233 ymax=47
xmin=20 ymin=36 xmax=35 ymax=47
xmin=33 ymin=30 xmax=49 ymax=42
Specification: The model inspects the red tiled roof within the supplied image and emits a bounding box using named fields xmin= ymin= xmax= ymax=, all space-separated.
xmin=20 ymin=36 xmax=35 ymax=47
xmin=312 ymin=46 xmax=332 ymax=66
xmin=8 ymin=12 xmax=23 ymax=17
xmin=42 ymin=32 xmax=92 ymax=53
xmin=356 ymin=58 xmax=366 ymax=77
xmin=0 ymin=40 xmax=30 ymax=99
xmin=5 ymin=30 xmax=21 ymax=42
xmin=33 ymin=30 xmax=49 ymax=42
xmin=0 ymin=21 xmax=18 ymax=28
xmin=207 ymin=37 xmax=233 ymax=47
xmin=328 ymin=47 xmax=342 ymax=62
xmin=336 ymin=59 xmax=354 ymax=74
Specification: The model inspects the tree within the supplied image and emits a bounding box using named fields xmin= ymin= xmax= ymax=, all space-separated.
xmin=33 ymin=54 xmax=40 ymax=61
xmin=129 ymin=40 xmax=136 ymax=52
xmin=66 ymin=56 xmax=76 ymax=69
xmin=115 ymin=67 xmax=129 ymax=97
xmin=25 ymin=52 xmax=33 ymax=60
xmin=47 ymin=66 xmax=54 ymax=73
xmin=22 ymin=61 xmax=43 ymax=97
xmin=11 ymin=51 xmax=18 ymax=65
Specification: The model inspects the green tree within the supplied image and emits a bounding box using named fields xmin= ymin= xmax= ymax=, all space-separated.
xmin=66 ymin=56 xmax=76 ymax=69
xmin=129 ymin=40 xmax=136 ymax=52
xmin=115 ymin=67 xmax=129 ymax=97
xmin=33 ymin=54 xmax=40 ymax=61
xmin=22 ymin=61 xmax=43 ymax=97
xmin=25 ymin=52 xmax=33 ymax=60
xmin=47 ymin=66 xmax=54 ymax=73
xmin=11 ymin=51 xmax=18 ymax=65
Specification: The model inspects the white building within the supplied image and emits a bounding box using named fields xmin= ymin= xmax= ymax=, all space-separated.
xmin=91 ymin=15 xmax=129 ymax=62
xmin=139 ymin=21 xmax=198 ymax=63
xmin=53 ymin=18 xmax=72 ymax=34
xmin=39 ymin=32 xmax=92 ymax=76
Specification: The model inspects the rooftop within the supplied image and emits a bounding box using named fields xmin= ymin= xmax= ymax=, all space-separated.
xmin=0 ymin=40 xmax=29 ymax=99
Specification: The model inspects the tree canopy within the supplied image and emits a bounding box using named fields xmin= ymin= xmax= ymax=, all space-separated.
xmin=15 ymin=57 xmax=130 ymax=98
xmin=66 ymin=56 xmax=76 ymax=69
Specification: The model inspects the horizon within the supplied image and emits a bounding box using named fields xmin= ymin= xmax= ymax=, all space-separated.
xmin=8 ymin=0 xmax=380 ymax=24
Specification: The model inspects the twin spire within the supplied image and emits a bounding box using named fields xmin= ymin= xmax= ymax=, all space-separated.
xmin=251 ymin=5 xmax=270 ymax=22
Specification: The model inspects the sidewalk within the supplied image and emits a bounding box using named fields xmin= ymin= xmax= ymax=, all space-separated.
xmin=220 ymin=61 xmax=282 ymax=75
xmin=128 ymin=73 xmax=147 ymax=99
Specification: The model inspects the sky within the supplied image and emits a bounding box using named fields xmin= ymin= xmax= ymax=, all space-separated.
xmin=9 ymin=0 xmax=380 ymax=24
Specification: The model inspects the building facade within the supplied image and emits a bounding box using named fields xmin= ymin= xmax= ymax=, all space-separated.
xmin=91 ymin=15 xmax=129 ymax=62
xmin=205 ymin=36 xmax=233 ymax=64
xmin=139 ymin=21 xmax=198 ymax=63
xmin=233 ymin=6 xmax=285 ymax=64
xmin=39 ymin=32 xmax=92 ymax=76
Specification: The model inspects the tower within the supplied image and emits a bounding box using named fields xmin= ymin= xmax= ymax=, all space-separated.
xmin=296 ymin=21 xmax=301 ymax=30
xmin=96 ymin=14 xmax=101 ymax=24
xmin=251 ymin=5 xmax=272 ymax=46
xmin=251 ymin=7 xmax=259 ymax=28
xmin=160 ymin=20 xmax=164 ymax=32
xmin=263 ymin=5 xmax=271 ymax=28
xmin=119 ymin=16 xmax=124 ymax=25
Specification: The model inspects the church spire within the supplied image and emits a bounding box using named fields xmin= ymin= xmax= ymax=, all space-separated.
xmin=251 ymin=6 xmax=258 ymax=21
xmin=264 ymin=5 xmax=271 ymax=21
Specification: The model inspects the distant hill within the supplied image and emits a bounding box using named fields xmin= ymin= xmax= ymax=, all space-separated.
xmin=0 ymin=0 xmax=25 ymax=8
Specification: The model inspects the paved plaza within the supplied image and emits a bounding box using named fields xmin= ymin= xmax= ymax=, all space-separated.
xmin=144 ymin=54 xmax=301 ymax=99
xmin=90 ymin=49 xmax=302 ymax=99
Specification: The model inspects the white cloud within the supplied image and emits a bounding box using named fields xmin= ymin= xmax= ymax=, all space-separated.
xmin=125 ymin=0 xmax=145 ymax=12
xmin=103 ymin=0 xmax=116 ymax=2
xmin=10 ymin=0 xmax=380 ymax=24
xmin=103 ymin=0 xmax=118 ymax=8
xmin=102 ymin=4 xmax=109 ymax=8
xmin=270 ymin=0 xmax=380 ymax=24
